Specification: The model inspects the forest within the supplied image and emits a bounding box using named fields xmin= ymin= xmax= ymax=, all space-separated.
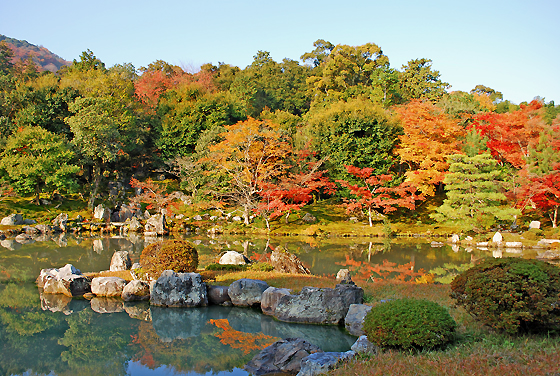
xmin=0 ymin=38 xmax=559 ymax=231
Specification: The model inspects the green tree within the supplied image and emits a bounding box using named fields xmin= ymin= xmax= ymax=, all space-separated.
xmin=432 ymin=141 xmax=520 ymax=229
xmin=0 ymin=40 xmax=15 ymax=74
xmin=397 ymin=58 xmax=449 ymax=102
xmin=0 ymin=126 xmax=79 ymax=204
xmin=305 ymin=98 xmax=402 ymax=179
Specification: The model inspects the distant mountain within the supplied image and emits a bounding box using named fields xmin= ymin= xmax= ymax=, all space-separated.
xmin=0 ymin=34 xmax=71 ymax=72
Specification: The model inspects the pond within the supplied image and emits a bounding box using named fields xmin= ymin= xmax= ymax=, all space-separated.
xmin=0 ymin=233 xmax=542 ymax=375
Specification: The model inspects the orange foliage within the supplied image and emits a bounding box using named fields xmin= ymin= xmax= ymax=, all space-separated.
xmin=336 ymin=255 xmax=427 ymax=283
xmin=208 ymin=319 xmax=278 ymax=355
xmin=395 ymin=100 xmax=465 ymax=195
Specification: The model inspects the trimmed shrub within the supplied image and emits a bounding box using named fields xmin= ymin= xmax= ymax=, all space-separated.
xmin=139 ymin=239 xmax=198 ymax=280
xmin=363 ymin=298 xmax=456 ymax=350
xmin=451 ymin=257 xmax=560 ymax=333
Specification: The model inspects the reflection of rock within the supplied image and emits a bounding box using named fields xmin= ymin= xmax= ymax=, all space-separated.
xmin=1 ymin=239 xmax=22 ymax=250
xmin=536 ymin=250 xmax=560 ymax=260
xmin=91 ymin=277 xmax=127 ymax=297
xmin=270 ymin=247 xmax=310 ymax=274
xmin=15 ymin=233 xmax=35 ymax=244
xmin=53 ymin=233 xmax=68 ymax=247
xmin=344 ymin=304 xmax=372 ymax=336
xmin=150 ymin=270 xmax=208 ymax=307
xmin=35 ymin=224 xmax=53 ymax=234
xmin=90 ymin=297 xmax=124 ymax=313
xmin=245 ymin=338 xmax=323 ymax=376
xmin=219 ymin=250 xmax=250 ymax=265
xmin=110 ymin=250 xmax=132 ymax=271
xmin=93 ymin=239 xmax=104 ymax=253
xmin=124 ymin=302 xmax=151 ymax=321
xmin=122 ymin=280 xmax=150 ymax=301
xmin=228 ymin=279 xmax=269 ymax=307
xmin=150 ymin=306 xmax=208 ymax=342
xmin=272 ymin=284 xmax=363 ymax=325
xmin=40 ymin=290 xmax=73 ymax=315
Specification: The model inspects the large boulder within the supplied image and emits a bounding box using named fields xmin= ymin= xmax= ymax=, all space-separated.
xmin=127 ymin=217 xmax=143 ymax=232
xmin=261 ymin=287 xmax=293 ymax=316
xmin=114 ymin=204 xmax=141 ymax=222
xmin=270 ymin=247 xmax=310 ymax=274
xmin=1 ymin=213 xmax=24 ymax=226
xmin=52 ymin=213 xmax=69 ymax=232
xmin=297 ymin=351 xmax=355 ymax=376
xmin=144 ymin=213 xmax=168 ymax=235
xmin=150 ymin=270 xmax=207 ymax=307
xmin=122 ymin=280 xmax=151 ymax=301
xmin=244 ymin=338 xmax=323 ymax=376
xmin=344 ymin=304 xmax=372 ymax=336
xmin=228 ymin=278 xmax=269 ymax=307
xmin=39 ymin=264 xmax=91 ymax=297
xmin=91 ymin=277 xmax=128 ymax=297
xmin=207 ymin=285 xmax=232 ymax=306
xmin=336 ymin=269 xmax=352 ymax=284
xmin=272 ymin=284 xmax=363 ymax=325
xmin=110 ymin=250 xmax=132 ymax=271
xmin=219 ymin=250 xmax=250 ymax=265
xmin=93 ymin=204 xmax=111 ymax=221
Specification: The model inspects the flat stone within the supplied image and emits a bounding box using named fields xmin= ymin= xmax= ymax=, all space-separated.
xmin=91 ymin=277 xmax=128 ymax=297
xmin=297 ymin=351 xmax=355 ymax=376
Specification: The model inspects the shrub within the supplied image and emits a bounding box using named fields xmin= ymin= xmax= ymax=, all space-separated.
xmin=363 ymin=298 xmax=456 ymax=350
xmin=451 ymin=257 xmax=560 ymax=333
xmin=522 ymin=228 xmax=544 ymax=241
xmin=139 ymin=239 xmax=198 ymax=280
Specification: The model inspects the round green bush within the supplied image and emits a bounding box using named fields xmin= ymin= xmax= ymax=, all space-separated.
xmin=362 ymin=298 xmax=456 ymax=350
xmin=139 ymin=239 xmax=198 ymax=280
xmin=451 ymin=257 xmax=560 ymax=333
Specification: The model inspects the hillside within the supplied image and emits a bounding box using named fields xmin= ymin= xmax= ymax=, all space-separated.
xmin=0 ymin=34 xmax=70 ymax=72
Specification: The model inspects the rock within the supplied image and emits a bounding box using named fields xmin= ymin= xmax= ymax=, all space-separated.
xmin=207 ymin=285 xmax=232 ymax=306
xmin=244 ymin=338 xmax=323 ymax=376
xmin=122 ymin=280 xmax=151 ymax=301
xmin=492 ymin=232 xmax=503 ymax=243
xmin=94 ymin=204 xmax=111 ymax=221
xmin=52 ymin=213 xmax=69 ymax=232
xmin=351 ymin=335 xmax=377 ymax=355
xmin=219 ymin=250 xmax=250 ymax=265
xmin=91 ymin=277 xmax=128 ymax=297
xmin=336 ymin=269 xmax=352 ymax=284
xmin=110 ymin=250 xmax=132 ymax=271
xmin=538 ymin=239 xmax=560 ymax=246
xmin=22 ymin=218 xmax=37 ymax=225
xmin=450 ymin=234 xmax=460 ymax=243
xmin=232 ymin=216 xmax=242 ymax=222
xmin=297 ymin=351 xmax=355 ymax=376
xmin=150 ymin=270 xmax=207 ymax=307
xmin=536 ymin=250 xmax=560 ymax=261
xmin=91 ymin=297 xmax=124 ymax=313
xmin=127 ymin=217 xmax=143 ymax=232
xmin=193 ymin=215 xmax=203 ymax=221
xmin=344 ymin=304 xmax=372 ymax=336
xmin=505 ymin=241 xmax=523 ymax=248
xmin=1 ymin=213 xmax=23 ymax=226
xmin=270 ymin=247 xmax=310 ymax=274
xmin=144 ymin=213 xmax=168 ymax=235
xmin=465 ymin=236 xmax=473 ymax=241
xmin=115 ymin=204 xmax=140 ymax=222
xmin=272 ymin=284 xmax=363 ymax=325
xmin=529 ymin=221 xmax=541 ymax=229
xmin=22 ymin=226 xmax=39 ymax=235
xmin=228 ymin=278 xmax=269 ymax=307
xmin=35 ymin=224 xmax=52 ymax=234
xmin=40 ymin=264 xmax=91 ymax=297
xmin=302 ymin=213 xmax=317 ymax=224
xmin=261 ymin=287 xmax=293 ymax=316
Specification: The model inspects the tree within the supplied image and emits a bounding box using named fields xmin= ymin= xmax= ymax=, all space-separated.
xmin=66 ymin=97 xmax=125 ymax=209
xmin=470 ymin=84 xmax=503 ymax=103
xmin=471 ymin=100 xmax=546 ymax=168
xmin=337 ymin=165 xmax=421 ymax=227
xmin=395 ymin=100 xmax=464 ymax=196
xmin=206 ymin=118 xmax=292 ymax=225
xmin=396 ymin=58 xmax=449 ymax=103
xmin=0 ymin=126 xmax=79 ymax=204
xmin=305 ymin=98 xmax=402 ymax=180
xmin=431 ymin=150 xmax=520 ymax=229
xmin=0 ymin=40 xmax=15 ymax=74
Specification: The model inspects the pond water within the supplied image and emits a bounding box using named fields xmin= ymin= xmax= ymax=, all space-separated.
xmin=0 ymin=233 xmax=543 ymax=375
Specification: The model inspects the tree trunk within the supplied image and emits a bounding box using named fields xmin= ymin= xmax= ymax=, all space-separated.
xmin=550 ymin=206 xmax=558 ymax=229
xmin=88 ymin=163 xmax=102 ymax=211
xmin=285 ymin=212 xmax=290 ymax=224
xmin=243 ymin=205 xmax=250 ymax=226
xmin=368 ymin=207 xmax=373 ymax=227
xmin=34 ymin=184 xmax=41 ymax=206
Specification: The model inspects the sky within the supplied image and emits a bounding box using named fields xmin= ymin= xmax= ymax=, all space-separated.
xmin=1 ymin=0 xmax=558 ymax=104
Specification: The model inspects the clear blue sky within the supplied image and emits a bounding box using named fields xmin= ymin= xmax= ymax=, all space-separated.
xmin=1 ymin=0 xmax=558 ymax=104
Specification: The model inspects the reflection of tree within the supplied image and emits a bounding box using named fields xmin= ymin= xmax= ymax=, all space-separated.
xmin=336 ymin=255 xmax=426 ymax=283
xmin=58 ymin=309 xmax=134 ymax=375
xmin=209 ymin=319 xmax=278 ymax=355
